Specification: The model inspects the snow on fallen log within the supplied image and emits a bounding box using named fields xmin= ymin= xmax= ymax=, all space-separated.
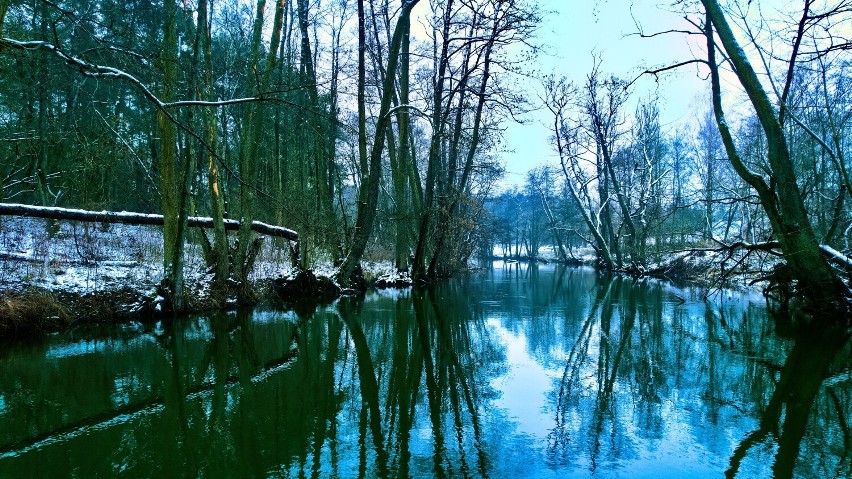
xmin=0 ymin=203 xmax=298 ymax=242
xmin=820 ymin=244 xmax=852 ymax=269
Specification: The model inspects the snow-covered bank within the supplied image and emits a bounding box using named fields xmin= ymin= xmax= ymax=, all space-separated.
xmin=0 ymin=216 xmax=787 ymax=337
xmin=1 ymin=217 xmax=164 ymax=294
xmin=0 ymin=216 xmax=425 ymax=336
xmin=489 ymin=242 xmax=784 ymax=291
xmin=0 ymin=218 xmax=322 ymax=335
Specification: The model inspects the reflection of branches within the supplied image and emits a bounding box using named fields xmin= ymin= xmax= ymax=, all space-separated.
xmin=413 ymin=290 xmax=446 ymax=478
xmin=589 ymin=278 xmax=636 ymax=470
xmin=430 ymin=287 xmax=488 ymax=477
xmin=634 ymin=281 xmax=664 ymax=411
xmin=549 ymin=275 xmax=614 ymax=454
xmin=0 ymin=319 xmax=300 ymax=459
xmin=309 ymin=316 xmax=345 ymax=479
xmin=385 ymin=300 xmax=424 ymax=479
xmin=726 ymin=326 xmax=849 ymax=479
xmin=337 ymin=303 xmax=391 ymax=479
xmin=701 ymin=306 xmax=783 ymax=372
xmin=600 ymin=286 xmax=636 ymax=401
xmin=829 ymin=387 xmax=852 ymax=476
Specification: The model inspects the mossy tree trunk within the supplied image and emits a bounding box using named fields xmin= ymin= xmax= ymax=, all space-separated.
xmin=235 ymin=0 xmax=286 ymax=301
xmin=703 ymin=1 xmax=846 ymax=315
xmin=156 ymin=0 xmax=185 ymax=310
xmin=197 ymin=0 xmax=229 ymax=289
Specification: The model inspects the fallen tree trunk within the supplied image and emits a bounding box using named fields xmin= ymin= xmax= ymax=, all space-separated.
xmin=820 ymin=245 xmax=852 ymax=270
xmin=0 ymin=203 xmax=298 ymax=242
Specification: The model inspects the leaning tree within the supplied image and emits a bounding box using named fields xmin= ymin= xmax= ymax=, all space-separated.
xmin=701 ymin=0 xmax=850 ymax=317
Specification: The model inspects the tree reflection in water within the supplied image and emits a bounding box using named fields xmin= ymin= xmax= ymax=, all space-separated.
xmin=544 ymin=269 xmax=850 ymax=478
xmin=0 ymin=265 xmax=849 ymax=478
xmin=336 ymin=283 xmax=491 ymax=479
xmin=726 ymin=323 xmax=850 ymax=479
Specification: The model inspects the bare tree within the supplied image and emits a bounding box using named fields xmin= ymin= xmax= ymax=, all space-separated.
xmin=702 ymin=0 xmax=849 ymax=314
xmin=544 ymin=75 xmax=615 ymax=267
xmin=336 ymin=0 xmax=422 ymax=287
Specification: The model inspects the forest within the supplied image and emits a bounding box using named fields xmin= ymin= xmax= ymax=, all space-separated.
xmin=0 ymin=0 xmax=850 ymax=320
xmin=1 ymin=2 xmax=852 ymax=478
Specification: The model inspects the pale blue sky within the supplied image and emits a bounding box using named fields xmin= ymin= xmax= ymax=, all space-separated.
xmin=500 ymin=0 xmax=708 ymax=188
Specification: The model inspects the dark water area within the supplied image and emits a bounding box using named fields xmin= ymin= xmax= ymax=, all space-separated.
xmin=0 ymin=264 xmax=849 ymax=478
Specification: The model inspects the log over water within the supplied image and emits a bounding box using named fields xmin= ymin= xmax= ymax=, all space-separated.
xmin=0 ymin=203 xmax=298 ymax=242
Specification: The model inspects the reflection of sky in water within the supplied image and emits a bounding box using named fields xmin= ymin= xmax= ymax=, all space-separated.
xmin=489 ymin=317 xmax=559 ymax=438
xmin=482 ymin=312 xmax=755 ymax=478
xmin=471 ymin=265 xmax=798 ymax=478
xmin=0 ymin=266 xmax=847 ymax=478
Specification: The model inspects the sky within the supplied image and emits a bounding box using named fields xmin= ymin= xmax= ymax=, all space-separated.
xmin=498 ymin=0 xmax=709 ymax=188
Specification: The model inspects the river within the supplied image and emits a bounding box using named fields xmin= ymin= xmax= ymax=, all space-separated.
xmin=0 ymin=263 xmax=849 ymax=478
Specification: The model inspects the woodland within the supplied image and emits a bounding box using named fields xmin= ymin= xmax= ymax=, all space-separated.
xmin=0 ymin=0 xmax=850 ymax=320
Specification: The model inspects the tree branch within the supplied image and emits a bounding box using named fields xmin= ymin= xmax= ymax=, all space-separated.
xmin=625 ymin=59 xmax=708 ymax=89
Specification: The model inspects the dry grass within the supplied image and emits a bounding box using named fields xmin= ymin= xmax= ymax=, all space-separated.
xmin=0 ymin=289 xmax=70 ymax=336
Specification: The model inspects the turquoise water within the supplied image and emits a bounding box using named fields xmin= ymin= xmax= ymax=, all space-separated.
xmin=0 ymin=264 xmax=849 ymax=478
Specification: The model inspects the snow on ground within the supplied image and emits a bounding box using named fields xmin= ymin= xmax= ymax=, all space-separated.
xmin=491 ymin=244 xmax=597 ymax=263
xmin=0 ymin=217 xmax=403 ymax=299
xmin=492 ymin=241 xmax=781 ymax=291
xmin=1 ymin=217 xmax=162 ymax=294
xmin=0 ymin=216 xmax=303 ymax=297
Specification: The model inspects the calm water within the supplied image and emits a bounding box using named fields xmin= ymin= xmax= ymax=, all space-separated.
xmin=0 ymin=264 xmax=849 ymax=478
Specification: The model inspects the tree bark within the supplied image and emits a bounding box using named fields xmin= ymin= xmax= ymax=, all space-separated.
xmin=296 ymin=0 xmax=338 ymax=263
xmin=197 ymin=0 xmax=229 ymax=286
xmin=235 ymin=0 xmax=286 ymax=299
xmin=356 ymin=0 xmax=369 ymax=181
xmin=393 ymin=1 xmax=414 ymax=272
xmin=412 ymin=0 xmax=455 ymax=280
xmin=157 ymin=0 xmax=183 ymax=309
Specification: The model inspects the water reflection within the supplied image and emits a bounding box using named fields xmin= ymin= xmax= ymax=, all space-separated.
xmin=727 ymin=324 xmax=850 ymax=479
xmin=0 ymin=264 xmax=848 ymax=478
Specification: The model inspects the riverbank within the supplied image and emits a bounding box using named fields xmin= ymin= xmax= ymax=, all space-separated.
xmin=1 ymin=216 xmax=780 ymax=337
xmin=0 ymin=217 xmax=411 ymax=337
xmin=489 ymin=246 xmax=781 ymax=290
xmin=0 ymin=267 xmax=412 ymax=337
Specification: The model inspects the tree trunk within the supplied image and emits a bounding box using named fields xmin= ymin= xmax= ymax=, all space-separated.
xmin=702 ymin=1 xmax=844 ymax=314
xmin=336 ymin=0 xmax=421 ymax=286
xmin=412 ymin=0 xmax=454 ymax=280
xmin=235 ymin=0 xmax=286 ymax=300
xmin=428 ymin=12 xmax=498 ymax=277
xmin=157 ymin=0 xmax=183 ymax=309
xmin=395 ymin=3 xmax=414 ymax=273
xmin=197 ymin=0 xmax=229 ymax=287
xmin=537 ymin=182 xmax=569 ymax=263
xmin=356 ymin=0 xmax=368 ymax=182
xmin=296 ymin=0 xmax=338 ymax=264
